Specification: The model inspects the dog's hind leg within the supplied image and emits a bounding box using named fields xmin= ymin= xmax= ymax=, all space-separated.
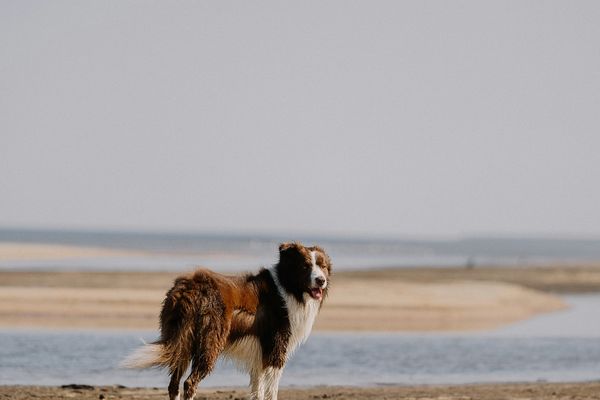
xmin=168 ymin=366 xmax=184 ymax=400
xmin=182 ymin=314 xmax=229 ymax=400
xmin=182 ymin=352 xmax=216 ymax=400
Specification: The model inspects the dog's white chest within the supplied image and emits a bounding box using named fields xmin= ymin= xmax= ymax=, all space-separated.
xmin=285 ymin=294 xmax=320 ymax=354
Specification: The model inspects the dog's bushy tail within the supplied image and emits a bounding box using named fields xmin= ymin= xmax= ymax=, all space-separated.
xmin=121 ymin=342 xmax=167 ymax=369
xmin=122 ymin=281 xmax=196 ymax=373
xmin=121 ymin=327 xmax=195 ymax=373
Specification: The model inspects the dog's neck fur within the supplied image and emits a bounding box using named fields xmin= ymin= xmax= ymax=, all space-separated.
xmin=269 ymin=267 xmax=320 ymax=356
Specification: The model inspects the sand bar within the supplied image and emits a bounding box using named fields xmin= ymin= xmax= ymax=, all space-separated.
xmin=0 ymin=242 xmax=145 ymax=261
xmin=0 ymin=268 xmax=567 ymax=331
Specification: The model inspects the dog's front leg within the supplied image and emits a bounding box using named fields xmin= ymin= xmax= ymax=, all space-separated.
xmin=250 ymin=368 xmax=266 ymax=400
xmin=263 ymin=367 xmax=283 ymax=400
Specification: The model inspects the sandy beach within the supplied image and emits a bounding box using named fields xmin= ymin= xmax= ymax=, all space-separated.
xmin=2 ymin=381 xmax=600 ymax=400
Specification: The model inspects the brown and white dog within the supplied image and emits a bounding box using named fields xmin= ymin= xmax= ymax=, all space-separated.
xmin=123 ymin=242 xmax=331 ymax=400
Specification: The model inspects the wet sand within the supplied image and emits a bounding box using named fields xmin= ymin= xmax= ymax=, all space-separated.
xmin=342 ymin=264 xmax=600 ymax=293
xmin=0 ymin=267 xmax=568 ymax=331
xmin=2 ymin=381 xmax=600 ymax=400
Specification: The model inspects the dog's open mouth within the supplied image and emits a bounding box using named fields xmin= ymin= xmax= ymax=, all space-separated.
xmin=309 ymin=287 xmax=323 ymax=300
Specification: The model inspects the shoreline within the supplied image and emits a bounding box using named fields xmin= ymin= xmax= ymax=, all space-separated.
xmin=3 ymin=381 xmax=600 ymax=400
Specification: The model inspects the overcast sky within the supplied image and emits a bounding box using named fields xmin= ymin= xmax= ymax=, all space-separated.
xmin=1 ymin=1 xmax=599 ymax=238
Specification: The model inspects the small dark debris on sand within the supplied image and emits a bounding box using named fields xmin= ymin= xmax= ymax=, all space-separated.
xmin=60 ymin=384 xmax=95 ymax=390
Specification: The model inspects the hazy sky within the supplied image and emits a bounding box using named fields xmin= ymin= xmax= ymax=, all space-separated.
xmin=2 ymin=1 xmax=599 ymax=238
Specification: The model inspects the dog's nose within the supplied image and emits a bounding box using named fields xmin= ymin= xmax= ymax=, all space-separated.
xmin=315 ymin=277 xmax=326 ymax=287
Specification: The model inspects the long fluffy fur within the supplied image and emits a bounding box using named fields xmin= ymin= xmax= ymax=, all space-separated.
xmin=122 ymin=243 xmax=332 ymax=400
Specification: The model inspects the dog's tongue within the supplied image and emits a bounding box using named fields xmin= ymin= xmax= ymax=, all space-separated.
xmin=310 ymin=287 xmax=323 ymax=300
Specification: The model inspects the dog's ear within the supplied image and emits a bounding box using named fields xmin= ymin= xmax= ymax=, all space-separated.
xmin=279 ymin=242 xmax=294 ymax=252
xmin=279 ymin=242 xmax=302 ymax=253
xmin=278 ymin=242 xmax=306 ymax=260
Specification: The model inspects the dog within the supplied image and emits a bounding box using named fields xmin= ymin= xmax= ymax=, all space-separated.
xmin=123 ymin=242 xmax=331 ymax=400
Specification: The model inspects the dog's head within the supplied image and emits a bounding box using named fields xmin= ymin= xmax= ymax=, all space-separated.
xmin=276 ymin=242 xmax=332 ymax=304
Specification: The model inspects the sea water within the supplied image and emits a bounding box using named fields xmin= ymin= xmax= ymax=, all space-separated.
xmin=2 ymin=228 xmax=600 ymax=271
xmin=1 ymin=295 xmax=599 ymax=387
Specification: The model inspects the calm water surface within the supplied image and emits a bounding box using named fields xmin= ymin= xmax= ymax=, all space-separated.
xmin=1 ymin=295 xmax=599 ymax=387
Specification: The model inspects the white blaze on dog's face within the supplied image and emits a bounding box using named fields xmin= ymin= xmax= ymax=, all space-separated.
xmin=276 ymin=242 xmax=332 ymax=302
xmin=308 ymin=250 xmax=328 ymax=300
